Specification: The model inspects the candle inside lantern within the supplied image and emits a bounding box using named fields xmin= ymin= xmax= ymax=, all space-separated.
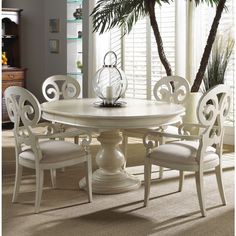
xmin=106 ymin=86 xmax=113 ymax=104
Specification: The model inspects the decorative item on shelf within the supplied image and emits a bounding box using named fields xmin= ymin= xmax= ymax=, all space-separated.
xmin=92 ymin=51 xmax=128 ymax=107
xmin=76 ymin=52 xmax=83 ymax=73
xmin=78 ymin=31 xmax=82 ymax=38
xmin=76 ymin=60 xmax=83 ymax=73
xmin=73 ymin=6 xmax=82 ymax=20
xmin=2 ymin=52 xmax=8 ymax=67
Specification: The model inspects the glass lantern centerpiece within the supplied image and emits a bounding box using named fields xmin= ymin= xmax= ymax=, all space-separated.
xmin=93 ymin=51 xmax=128 ymax=107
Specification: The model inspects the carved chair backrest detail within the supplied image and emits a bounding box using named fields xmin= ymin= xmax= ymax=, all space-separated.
xmin=42 ymin=75 xmax=81 ymax=102
xmin=4 ymin=86 xmax=42 ymax=160
xmin=197 ymin=84 xmax=231 ymax=157
xmin=153 ymin=76 xmax=190 ymax=104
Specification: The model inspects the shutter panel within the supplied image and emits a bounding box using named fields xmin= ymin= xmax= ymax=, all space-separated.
xmin=123 ymin=3 xmax=176 ymax=100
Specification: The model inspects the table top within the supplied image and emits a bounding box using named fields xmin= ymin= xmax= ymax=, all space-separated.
xmin=41 ymin=98 xmax=185 ymax=129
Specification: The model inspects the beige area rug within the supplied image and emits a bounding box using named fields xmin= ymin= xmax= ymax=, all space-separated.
xmin=2 ymin=129 xmax=235 ymax=236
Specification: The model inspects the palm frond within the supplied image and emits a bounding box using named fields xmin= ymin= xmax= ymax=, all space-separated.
xmin=91 ymin=0 xmax=148 ymax=35
xmin=191 ymin=0 xmax=220 ymax=7
xmin=91 ymin=0 xmax=171 ymax=35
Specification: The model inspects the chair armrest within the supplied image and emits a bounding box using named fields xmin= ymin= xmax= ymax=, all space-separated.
xmin=178 ymin=122 xmax=207 ymax=136
xmin=35 ymin=128 xmax=92 ymax=141
xmin=30 ymin=123 xmax=92 ymax=146
xmin=143 ymin=130 xmax=202 ymax=149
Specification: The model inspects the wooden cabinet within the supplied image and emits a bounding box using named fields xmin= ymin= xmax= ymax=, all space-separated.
xmin=2 ymin=68 xmax=27 ymax=122
xmin=2 ymin=8 xmax=27 ymax=122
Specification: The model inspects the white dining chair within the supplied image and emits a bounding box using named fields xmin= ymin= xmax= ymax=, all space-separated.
xmin=5 ymin=86 xmax=93 ymax=213
xmin=143 ymin=84 xmax=231 ymax=217
xmin=42 ymin=75 xmax=82 ymax=144
xmin=122 ymin=76 xmax=190 ymax=178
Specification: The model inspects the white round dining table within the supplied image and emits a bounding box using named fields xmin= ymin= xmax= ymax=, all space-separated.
xmin=41 ymin=98 xmax=185 ymax=194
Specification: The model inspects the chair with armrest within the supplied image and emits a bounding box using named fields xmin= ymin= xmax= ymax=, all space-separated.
xmin=122 ymin=76 xmax=190 ymax=178
xmin=143 ymin=84 xmax=231 ymax=216
xmin=42 ymin=75 xmax=82 ymax=144
xmin=5 ymin=86 xmax=93 ymax=213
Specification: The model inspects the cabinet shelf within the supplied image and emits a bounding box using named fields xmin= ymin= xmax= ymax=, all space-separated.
xmin=2 ymin=35 xmax=17 ymax=39
xmin=67 ymin=1 xmax=83 ymax=96
xmin=67 ymin=19 xmax=82 ymax=23
xmin=67 ymin=37 xmax=82 ymax=40
xmin=2 ymin=8 xmax=26 ymax=123
xmin=67 ymin=72 xmax=83 ymax=76
xmin=67 ymin=0 xmax=83 ymax=3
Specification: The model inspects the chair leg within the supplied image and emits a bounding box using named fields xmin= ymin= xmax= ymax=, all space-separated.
xmin=59 ymin=137 xmax=66 ymax=172
xmin=195 ymin=170 xmax=206 ymax=217
xmin=178 ymin=170 xmax=184 ymax=192
xmin=215 ymin=165 xmax=226 ymax=205
xmin=50 ymin=169 xmax=56 ymax=189
xmin=159 ymin=167 xmax=164 ymax=179
xmin=158 ymin=137 xmax=164 ymax=179
xmin=85 ymin=156 xmax=93 ymax=202
xmin=35 ymin=168 xmax=44 ymax=214
xmin=12 ymin=164 xmax=23 ymax=203
xmin=144 ymin=158 xmax=152 ymax=207
xmin=74 ymin=136 xmax=79 ymax=144
xmin=122 ymin=135 xmax=128 ymax=169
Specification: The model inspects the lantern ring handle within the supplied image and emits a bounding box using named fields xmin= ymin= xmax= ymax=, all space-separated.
xmin=103 ymin=51 xmax=117 ymax=67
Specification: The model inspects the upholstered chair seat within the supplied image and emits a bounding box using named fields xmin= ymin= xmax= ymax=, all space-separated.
xmin=150 ymin=140 xmax=218 ymax=169
xmin=20 ymin=140 xmax=87 ymax=164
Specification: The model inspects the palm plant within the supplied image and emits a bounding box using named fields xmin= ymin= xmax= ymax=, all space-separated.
xmin=91 ymin=0 xmax=172 ymax=76
xmin=203 ymin=33 xmax=234 ymax=91
xmin=91 ymin=0 xmax=228 ymax=92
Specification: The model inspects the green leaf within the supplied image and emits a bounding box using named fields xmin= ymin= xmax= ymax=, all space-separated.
xmin=91 ymin=0 xmax=158 ymax=35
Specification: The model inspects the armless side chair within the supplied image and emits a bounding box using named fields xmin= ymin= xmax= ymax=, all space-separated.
xmin=143 ymin=84 xmax=231 ymax=216
xmin=5 ymin=86 xmax=93 ymax=213
xmin=122 ymin=76 xmax=190 ymax=179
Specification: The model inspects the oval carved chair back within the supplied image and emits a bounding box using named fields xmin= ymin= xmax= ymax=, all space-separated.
xmin=5 ymin=86 xmax=41 ymax=134
xmin=197 ymin=84 xmax=231 ymax=155
xmin=153 ymin=76 xmax=190 ymax=104
xmin=42 ymin=75 xmax=81 ymax=102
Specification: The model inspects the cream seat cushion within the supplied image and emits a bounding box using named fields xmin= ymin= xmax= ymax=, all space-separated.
xmin=20 ymin=140 xmax=86 ymax=163
xmin=150 ymin=140 xmax=218 ymax=166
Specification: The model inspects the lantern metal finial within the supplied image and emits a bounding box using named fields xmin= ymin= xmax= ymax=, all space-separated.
xmin=92 ymin=51 xmax=127 ymax=107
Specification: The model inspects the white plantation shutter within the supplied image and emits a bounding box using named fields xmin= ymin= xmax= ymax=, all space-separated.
xmin=109 ymin=28 xmax=122 ymax=68
xmin=123 ymin=2 xmax=176 ymax=100
xmin=124 ymin=18 xmax=147 ymax=99
xmin=96 ymin=28 xmax=122 ymax=69
xmin=151 ymin=4 xmax=176 ymax=99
